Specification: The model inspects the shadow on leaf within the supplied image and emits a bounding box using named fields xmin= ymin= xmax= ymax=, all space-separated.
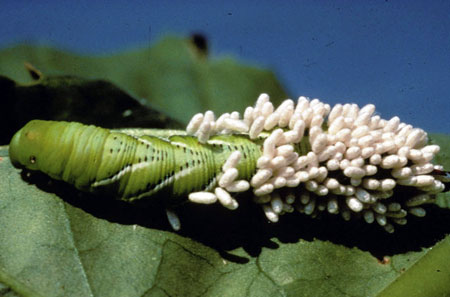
xmin=21 ymin=169 xmax=450 ymax=263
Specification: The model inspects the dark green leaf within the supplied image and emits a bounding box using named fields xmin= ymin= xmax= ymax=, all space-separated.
xmin=0 ymin=36 xmax=288 ymax=126
xmin=0 ymin=72 xmax=181 ymax=144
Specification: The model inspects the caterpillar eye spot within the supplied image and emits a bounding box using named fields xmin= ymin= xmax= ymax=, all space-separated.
xmin=30 ymin=155 xmax=36 ymax=164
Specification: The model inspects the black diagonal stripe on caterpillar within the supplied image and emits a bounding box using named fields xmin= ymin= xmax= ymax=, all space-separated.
xmin=9 ymin=94 xmax=449 ymax=232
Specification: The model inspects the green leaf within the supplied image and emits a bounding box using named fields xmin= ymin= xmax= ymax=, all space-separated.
xmin=431 ymin=134 xmax=450 ymax=208
xmin=0 ymin=36 xmax=288 ymax=125
xmin=0 ymin=280 xmax=26 ymax=297
xmin=377 ymin=236 xmax=450 ymax=297
xmin=1 ymin=138 xmax=449 ymax=297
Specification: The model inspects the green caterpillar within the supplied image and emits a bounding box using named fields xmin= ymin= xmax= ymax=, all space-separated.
xmin=9 ymin=94 xmax=449 ymax=233
xmin=9 ymin=119 xmax=293 ymax=202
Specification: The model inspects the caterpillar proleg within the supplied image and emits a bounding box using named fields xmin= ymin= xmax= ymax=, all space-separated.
xmin=9 ymin=94 xmax=449 ymax=232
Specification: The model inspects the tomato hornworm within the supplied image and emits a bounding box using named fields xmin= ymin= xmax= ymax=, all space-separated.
xmin=9 ymin=94 xmax=449 ymax=232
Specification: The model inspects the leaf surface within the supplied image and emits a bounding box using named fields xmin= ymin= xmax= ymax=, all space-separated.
xmin=1 ymin=134 xmax=449 ymax=297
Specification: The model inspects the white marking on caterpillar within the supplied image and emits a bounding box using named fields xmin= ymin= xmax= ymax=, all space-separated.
xmin=134 ymin=166 xmax=197 ymax=200
xmin=128 ymin=134 xmax=156 ymax=147
xmin=203 ymin=176 xmax=218 ymax=192
xmin=92 ymin=161 xmax=150 ymax=187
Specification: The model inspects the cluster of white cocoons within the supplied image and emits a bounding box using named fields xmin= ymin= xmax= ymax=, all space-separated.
xmin=185 ymin=93 xmax=446 ymax=233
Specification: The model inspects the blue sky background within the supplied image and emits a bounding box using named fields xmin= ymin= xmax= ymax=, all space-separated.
xmin=1 ymin=0 xmax=449 ymax=133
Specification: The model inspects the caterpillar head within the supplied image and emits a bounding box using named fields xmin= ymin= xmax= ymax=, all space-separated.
xmin=10 ymin=120 xmax=48 ymax=170
xmin=9 ymin=120 xmax=73 ymax=179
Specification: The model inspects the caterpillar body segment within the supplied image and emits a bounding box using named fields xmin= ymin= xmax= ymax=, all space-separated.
xmin=10 ymin=120 xmax=109 ymax=187
xmin=9 ymin=120 xmax=270 ymax=202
